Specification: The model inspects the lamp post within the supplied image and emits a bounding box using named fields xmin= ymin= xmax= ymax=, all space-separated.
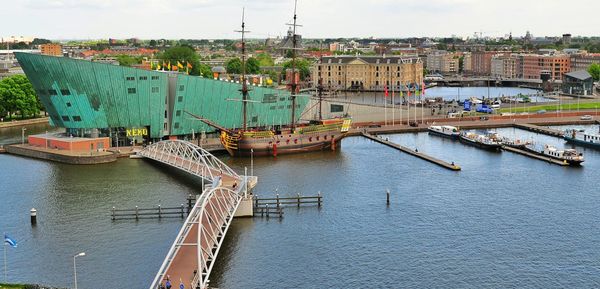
xmin=21 ymin=127 xmax=26 ymax=145
xmin=250 ymin=148 xmax=254 ymax=176
xmin=73 ymin=252 xmax=85 ymax=289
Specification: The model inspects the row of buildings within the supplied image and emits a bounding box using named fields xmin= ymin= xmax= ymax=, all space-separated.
xmin=425 ymin=50 xmax=600 ymax=81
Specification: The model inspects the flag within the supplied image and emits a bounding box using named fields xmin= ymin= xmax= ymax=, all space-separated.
xmin=172 ymin=65 xmax=178 ymax=71
xmin=422 ymin=81 xmax=426 ymax=96
xmin=167 ymin=62 xmax=171 ymax=71
xmin=4 ymin=234 xmax=17 ymax=248
xmin=186 ymin=62 xmax=192 ymax=69
xmin=384 ymin=85 xmax=389 ymax=98
xmin=177 ymin=61 xmax=184 ymax=69
xmin=156 ymin=63 xmax=161 ymax=71
xmin=407 ymin=83 xmax=411 ymax=97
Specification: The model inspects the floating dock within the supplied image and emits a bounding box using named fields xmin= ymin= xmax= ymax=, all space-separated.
xmin=513 ymin=123 xmax=564 ymax=137
xmin=361 ymin=132 xmax=461 ymax=171
xmin=501 ymin=145 xmax=569 ymax=166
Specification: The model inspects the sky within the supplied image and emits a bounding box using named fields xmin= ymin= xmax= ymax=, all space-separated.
xmin=1 ymin=0 xmax=599 ymax=40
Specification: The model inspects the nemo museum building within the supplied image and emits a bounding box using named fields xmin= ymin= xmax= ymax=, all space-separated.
xmin=15 ymin=53 xmax=306 ymax=146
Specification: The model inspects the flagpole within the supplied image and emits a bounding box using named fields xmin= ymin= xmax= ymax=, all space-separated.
xmin=4 ymin=233 xmax=7 ymax=283
xmin=392 ymin=84 xmax=395 ymax=126
xmin=384 ymin=86 xmax=387 ymax=126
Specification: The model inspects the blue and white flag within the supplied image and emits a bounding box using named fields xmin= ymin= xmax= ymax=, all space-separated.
xmin=4 ymin=234 xmax=17 ymax=248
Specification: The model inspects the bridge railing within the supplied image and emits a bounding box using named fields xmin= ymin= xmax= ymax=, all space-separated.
xmin=139 ymin=140 xmax=240 ymax=183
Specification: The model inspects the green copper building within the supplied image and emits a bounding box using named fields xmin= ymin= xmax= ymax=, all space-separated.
xmin=16 ymin=53 xmax=306 ymax=144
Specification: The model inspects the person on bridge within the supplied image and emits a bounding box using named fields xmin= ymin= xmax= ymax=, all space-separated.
xmin=179 ymin=279 xmax=185 ymax=289
xmin=165 ymin=279 xmax=171 ymax=289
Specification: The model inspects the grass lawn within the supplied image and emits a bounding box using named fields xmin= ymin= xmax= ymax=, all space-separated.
xmin=497 ymin=102 xmax=600 ymax=113
xmin=0 ymin=284 xmax=24 ymax=289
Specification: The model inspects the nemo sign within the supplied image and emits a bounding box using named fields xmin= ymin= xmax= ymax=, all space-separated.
xmin=126 ymin=128 xmax=148 ymax=137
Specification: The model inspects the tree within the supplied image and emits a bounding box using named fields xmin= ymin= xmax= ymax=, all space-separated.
xmin=198 ymin=63 xmax=212 ymax=78
xmin=32 ymin=38 xmax=52 ymax=45
xmin=116 ymin=55 xmax=142 ymax=67
xmin=589 ymin=63 xmax=600 ymax=81
xmin=246 ymin=57 xmax=260 ymax=74
xmin=225 ymin=58 xmax=242 ymax=74
xmin=149 ymin=39 xmax=157 ymax=47
xmin=282 ymin=58 xmax=312 ymax=80
xmin=0 ymin=75 xmax=39 ymax=119
xmin=255 ymin=53 xmax=274 ymax=67
xmin=158 ymin=45 xmax=203 ymax=76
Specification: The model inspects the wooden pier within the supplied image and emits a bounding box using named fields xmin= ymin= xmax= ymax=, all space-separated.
xmin=253 ymin=193 xmax=323 ymax=218
xmin=111 ymin=195 xmax=196 ymax=220
xmin=513 ymin=123 xmax=564 ymax=137
xmin=361 ymin=132 xmax=461 ymax=171
xmin=501 ymin=145 xmax=569 ymax=166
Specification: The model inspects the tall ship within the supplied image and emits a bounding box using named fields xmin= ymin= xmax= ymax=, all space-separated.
xmin=564 ymin=128 xmax=600 ymax=149
xmin=188 ymin=2 xmax=352 ymax=157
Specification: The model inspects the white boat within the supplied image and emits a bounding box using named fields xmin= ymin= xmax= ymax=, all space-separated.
xmin=459 ymin=132 xmax=502 ymax=151
xmin=564 ymin=128 xmax=600 ymax=149
xmin=428 ymin=125 xmax=460 ymax=139
xmin=525 ymin=144 xmax=584 ymax=166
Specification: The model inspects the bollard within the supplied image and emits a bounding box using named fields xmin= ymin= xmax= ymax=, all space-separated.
xmin=317 ymin=191 xmax=322 ymax=207
xmin=30 ymin=208 xmax=37 ymax=225
xmin=386 ymin=189 xmax=390 ymax=206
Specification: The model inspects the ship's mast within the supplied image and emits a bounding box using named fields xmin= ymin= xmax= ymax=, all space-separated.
xmin=288 ymin=0 xmax=300 ymax=130
xmin=317 ymin=56 xmax=323 ymax=120
xmin=236 ymin=8 xmax=250 ymax=131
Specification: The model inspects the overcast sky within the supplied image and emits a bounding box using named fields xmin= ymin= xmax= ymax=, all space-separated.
xmin=2 ymin=0 xmax=599 ymax=40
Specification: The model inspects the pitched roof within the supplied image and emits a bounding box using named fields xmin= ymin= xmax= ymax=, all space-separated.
xmin=565 ymin=70 xmax=592 ymax=81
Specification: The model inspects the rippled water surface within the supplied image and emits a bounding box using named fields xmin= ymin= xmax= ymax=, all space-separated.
xmin=1 ymin=125 xmax=600 ymax=288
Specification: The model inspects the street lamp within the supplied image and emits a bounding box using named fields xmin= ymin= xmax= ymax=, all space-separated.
xmin=21 ymin=127 xmax=27 ymax=145
xmin=73 ymin=252 xmax=86 ymax=289
xmin=250 ymin=149 xmax=254 ymax=176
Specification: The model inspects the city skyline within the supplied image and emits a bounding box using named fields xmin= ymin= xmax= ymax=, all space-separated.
xmin=3 ymin=0 xmax=600 ymax=40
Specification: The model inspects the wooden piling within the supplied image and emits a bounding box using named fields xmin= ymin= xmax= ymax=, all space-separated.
xmin=386 ymin=189 xmax=390 ymax=206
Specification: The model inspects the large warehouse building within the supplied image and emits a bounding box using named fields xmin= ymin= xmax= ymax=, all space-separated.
xmin=16 ymin=53 xmax=306 ymax=146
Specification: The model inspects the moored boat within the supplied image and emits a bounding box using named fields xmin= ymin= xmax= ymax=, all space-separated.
xmin=428 ymin=125 xmax=460 ymax=139
xmin=564 ymin=128 xmax=600 ymax=149
xmin=459 ymin=132 xmax=502 ymax=151
xmin=525 ymin=143 xmax=584 ymax=166
xmin=501 ymin=137 xmax=532 ymax=149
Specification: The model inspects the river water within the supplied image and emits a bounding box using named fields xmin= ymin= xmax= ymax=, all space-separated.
xmin=1 ymin=124 xmax=600 ymax=288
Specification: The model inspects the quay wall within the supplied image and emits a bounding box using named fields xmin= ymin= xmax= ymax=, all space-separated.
xmin=5 ymin=145 xmax=117 ymax=164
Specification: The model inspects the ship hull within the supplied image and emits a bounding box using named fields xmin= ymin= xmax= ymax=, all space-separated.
xmin=428 ymin=129 xmax=459 ymax=140
xmin=564 ymin=136 xmax=600 ymax=150
xmin=459 ymin=136 xmax=501 ymax=151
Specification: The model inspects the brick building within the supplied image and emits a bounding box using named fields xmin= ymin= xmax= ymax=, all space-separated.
xmin=40 ymin=43 xmax=62 ymax=56
xmin=426 ymin=50 xmax=459 ymax=74
xmin=520 ymin=54 xmax=570 ymax=81
xmin=570 ymin=53 xmax=600 ymax=72
xmin=471 ymin=51 xmax=497 ymax=76
xmin=313 ymin=55 xmax=423 ymax=91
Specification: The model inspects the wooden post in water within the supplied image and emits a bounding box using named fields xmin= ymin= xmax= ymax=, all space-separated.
xmin=266 ymin=204 xmax=269 ymax=219
xmin=386 ymin=189 xmax=390 ymax=206
xmin=180 ymin=204 xmax=184 ymax=218
xmin=317 ymin=191 xmax=322 ymax=207
xmin=135 ymin=206 xmax=139 ymax=220
xmin=187 ymin=194 xmax=193 ymax=213
xmin=276 ymin=193 xmax=280 ymax=209
xmin=111 ymin=207 xmax=115 ymax=221
xmin=297 ymin=193 xmax=301 ymax=207
xmin=255 ymin=194 xmax=259 ymax=208
xmin=158 ymin=205 xmax=162 ymax=219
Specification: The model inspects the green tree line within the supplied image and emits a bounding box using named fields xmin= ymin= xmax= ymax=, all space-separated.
xmin=0 ymin=75 xmax=41 ymax=120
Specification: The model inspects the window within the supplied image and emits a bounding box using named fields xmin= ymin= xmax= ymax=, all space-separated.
xmin=151 ymin=87 xmax=159 ymax=93
xmin=279 ymin=97 xmax=286 ymax=101
xmin=127 ymin=88 xmax=136 ymax=94
xmin=270 ymin=106 xmax=276 ymax=110
xmin=176 ymin=110 xmax=181 ymax=116
xmin=61 ymin=116 xmax=70 ymax=121
xmin=73 ymin=116 xmax=82 ymax=122
xmin=251 ymin=116 xmax=258 ymax=123
xmin=61 ymin=89 xmax=70 ymax=95
xmin=48 ymin=89 xmax=57 ymax=96
xmin=174 ymin=122 xmax=180 ymax=129
xmin=287 ymin=105 xmax=292 ymax=109
xmin=178 ymin=96 xmax=183 ymax=102
xmin=126 ymin=76 xmax=135 ymax=81
xmin=179 ymin=85 xmax=184 ymax=91
xmin=151 ymin=76 xmax=159 ymax=80
xmin=139 ymin=76 xmax=148 ymax=80
xmin=66 ymin=102 xmax=72 ymax=107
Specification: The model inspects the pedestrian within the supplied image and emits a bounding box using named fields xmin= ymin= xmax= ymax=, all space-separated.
xmin=166 ymin=280 xmax=171 ymax=289
xmin=180 ymin=279 xmax=185 ymax=289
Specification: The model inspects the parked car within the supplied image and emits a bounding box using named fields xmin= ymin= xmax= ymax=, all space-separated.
xmin=536 ymin=110 xmax=546 ymax=114
xmin=580 ymin=115 xmax=593 ymax=120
